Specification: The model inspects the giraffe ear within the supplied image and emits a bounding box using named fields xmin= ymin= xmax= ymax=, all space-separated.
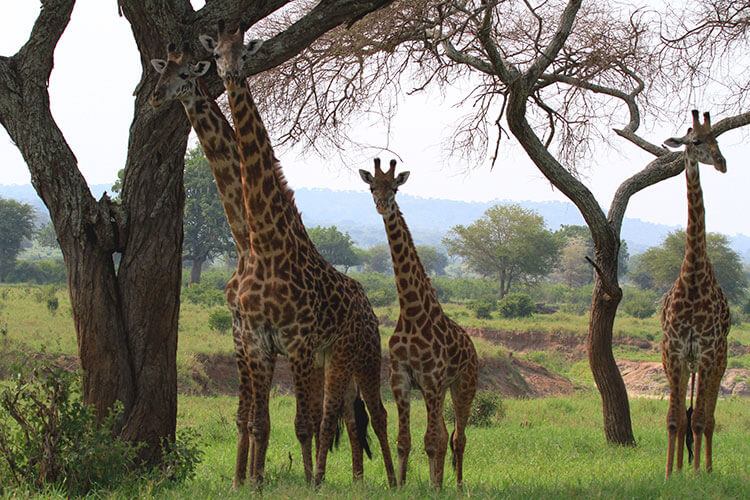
xmin=245 ymin=39 xmax=264 ymax=56
xmin=151 ymin=59 xmax=168 ymax=74
xmin=664 ymin=135 xmax=689 ymax=148
xmin=190 ymin=61 xmax=211 ymax=77
xmin=395 ymin=171 xmax=410 ymax=187
xmin=359 ymin=169 xmax=374 ymax=185
xmin=199 ymin=34 xmax=217 ymax=53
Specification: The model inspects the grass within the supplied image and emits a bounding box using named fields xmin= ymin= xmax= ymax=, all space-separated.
xmin=7 ymin=393 xmax=748 ymax=499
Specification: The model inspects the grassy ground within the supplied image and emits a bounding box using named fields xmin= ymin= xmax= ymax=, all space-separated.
xmin=6 ymin=393 xmax=748 ymax=499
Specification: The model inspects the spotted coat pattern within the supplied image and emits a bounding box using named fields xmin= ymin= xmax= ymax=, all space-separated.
xmin=360 ymin=159 xmax=478 ymax=489
xmin=661 ymin=110 xmax=730 ymax=479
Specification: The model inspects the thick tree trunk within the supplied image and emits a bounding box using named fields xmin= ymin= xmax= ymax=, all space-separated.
xmin=189 ymin=257 xmax=204 ymax=285
xmin=587 ymin=252 xmax=635 ymax=445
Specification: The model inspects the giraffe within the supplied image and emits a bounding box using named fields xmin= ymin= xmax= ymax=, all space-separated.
xmin=199 ymin=23 xmax=396 ymax=487
xmin=149 ymin=43 xmax=372 ymax=487
xmin=661 ymin=109 xmax=730 ymax=479
xmin=360 ymin=159 xmax=478 ymax=489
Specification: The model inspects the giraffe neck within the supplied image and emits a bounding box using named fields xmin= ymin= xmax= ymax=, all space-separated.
xmin=181 ymin=81 xmax=251 ymax=255
xmin=382 ymin=207 xmax=441 ymax=314
xmin=226 ymin=82 xmax=304 ymax=256
xmin=682 ymin=159 xmax=708 ymax=272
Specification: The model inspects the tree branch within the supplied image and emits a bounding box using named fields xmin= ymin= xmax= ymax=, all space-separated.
xmin=525 ymin=0 xmax=583 ymax=85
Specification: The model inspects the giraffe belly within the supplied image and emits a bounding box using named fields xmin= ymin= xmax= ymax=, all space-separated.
xmin=253 ymin=323 xmax=288 ymax=356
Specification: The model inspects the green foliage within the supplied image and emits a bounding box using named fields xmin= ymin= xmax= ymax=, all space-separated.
xmin=414 ymin=245 xmax=448 ymax=276
xmin=0 ymin=361 xmax=139 ymax=496
xmin=621 ymin=288 xmax=658 ymax=319
xmin=468 ymin=299 xmax=496 ymax=319
xmin=34 ymin=221 xmax=59 ymax=250
xmin=444 ymin=390 xmax=505 ymax=427
xmin=497 ymin=292 xmax=535 ymax=318
xmin=183 ymin=146 xmax=235 ymax=283
xmin=352 ymin=272 xmax=398 ymax=307
xmin=0 ymin=197 xmax=36 ymax=282
xmin=307 ymin=225 xmax=362 ymax=270
xmin=159 ymin=427 xmax=204 ymax=483
xmin=207 ymin=308 xmax=232 ymax=334
xmin=362 ymin=244 xmax=392 ymax=274
xmin=46 ymin=297 xmax=59 ymax=315
xmin=193 ymin=269 xmax=233 ymax=291
xmin=630 ymin=230 xmax=747 ymax=303
xmin=443 ymin=203 xmax=561 ymax=296
xmin=182 ymin=282 xmax=225 ymax=307
xmin=6 ymin=259 xmax=66 ymax=285
xmin=431 ymin=276 xmax=501 ymax=302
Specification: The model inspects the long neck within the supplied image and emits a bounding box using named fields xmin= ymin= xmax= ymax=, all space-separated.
xmin=682 ymin=160 xmax=708 ymax=271
xmin=226 ymin=82 xmax=305 ymax=256
xmin=181 ymin=83 xmax=251 ymax=255
xmin=382 ymin=206 xmax=440 ymax=314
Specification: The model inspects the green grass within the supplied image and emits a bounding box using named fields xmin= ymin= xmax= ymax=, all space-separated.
xmin=8 ymin=393 xmax=748 ymax=499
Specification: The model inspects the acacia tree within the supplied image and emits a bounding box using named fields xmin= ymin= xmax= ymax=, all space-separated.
xmin=0 ymin=0 xmax=394 ymax=464
xmin=443 ymin=204 xmax=560 ymax=297
xmin=0 ymin=197 xmax=35 ymax=281
xmin=307 ymin=225 xmax=362 ymax=272
xmin=247 ymin=0 xmax=750 ymax=444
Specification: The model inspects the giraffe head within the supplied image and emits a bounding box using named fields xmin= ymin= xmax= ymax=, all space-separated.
xmin=149 ymin=43 xmax=211 ymax=108
xmin=199 ymin=21 xmax=263 ymax=90
xmin=359 ymin=158 xmax=410 ymax=216
xmin=664 ymin=109 xmax=727 ymax=173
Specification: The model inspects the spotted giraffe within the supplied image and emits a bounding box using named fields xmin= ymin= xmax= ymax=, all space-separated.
xmin=199 ymin=23 xmax=395 ymax=487
xmin=149 ymin=43 xmax=374 ymax=487
xmin=661 ymin=110 xmax=730 ymax=478
xmin=360 ymin=159 xmax=478 ymax=489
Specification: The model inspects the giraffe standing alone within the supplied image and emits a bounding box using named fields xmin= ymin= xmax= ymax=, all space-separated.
xmin=149 ymin=43 xmax=374 ymax=487
xmin=360 ymin=159 xmax=478 ymax=489
xmin=199 ymin=23 xmax=395 ymax=487
xmin=661 ymin=110 xmax=730 ymax=478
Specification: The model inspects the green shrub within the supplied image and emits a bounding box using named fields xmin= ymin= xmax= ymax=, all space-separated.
xmin=621 ymin=288 xmax=658 ymax=319
xmin=208 ymin=308 xmax=232 ymax=334
xmin=368 ymin=288 xmax=397 ymax=307
xmin=182 ymin=282 xmax=225 ymax=307
xmin=352 ymin=272 xmax=398 ymax=307
xmin=6 ymin=259 xmax=67 ymax=285
xmin=444 ymin=390 xmax=505 ymax=427
xmin=468 ymin=299 xmax=495 ymax=319
xmin=497 ymin=293 xmax=535 ymax=318
xmin=46 ymin=296 xmax=59 ymax=315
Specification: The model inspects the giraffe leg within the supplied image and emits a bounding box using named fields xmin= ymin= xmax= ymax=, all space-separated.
xmin=247 ymin=348 xmax=275 ymax=488
xmin=691 ymin=367 xmax=711 ymax=475
xmin=233 ymin=353 xmax=252 ymax=489
xmin=390 ymin=361 xmax=411 ymax=487
xmin=288 ymin=349 xmax=317 ymax=485
xmin=450 ymin=370 xmax=476 ymax=490
xmin=355 ymin=350 xmax=396 ymax=487
xmin=310 ymin=362 xmax=324 ymax=463
xmin=423 ymin=389 xmax=449 ymax=489
xmin=664 ymin=362 xmax=687 ymax=479
xmin=340 ymin=380 xmax=364 ymax=481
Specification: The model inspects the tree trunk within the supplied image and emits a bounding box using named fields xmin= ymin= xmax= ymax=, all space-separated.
xmin=587 ymin=251 xmax=635 ymax=445
xmin=190 ymin=257 xmax=204 ymax=285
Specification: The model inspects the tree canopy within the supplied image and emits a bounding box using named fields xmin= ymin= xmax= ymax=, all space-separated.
xmin=631 ymin=230 xmax=747 ymax=303
xmin=0 ymin=197 xmax=36 ymax=281
xmin=307 ymin=225 xmax=361 ymax=272
xmin=443 ymin=204 xmax=560 ymax=298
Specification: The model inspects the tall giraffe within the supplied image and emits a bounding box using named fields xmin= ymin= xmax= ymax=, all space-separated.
xmin=199 ymin=23 xmax=395 ymax=487
xmin=149 ymin=44 xmax=371 ymax=487
xmin=360 ymin=159 xmax=478 ymax=489
xmin=661 ymin=110 xmax=730 ymax=478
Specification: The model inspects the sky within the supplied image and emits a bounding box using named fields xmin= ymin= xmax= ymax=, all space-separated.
xmin=1 ymin=1 xmax=748 ymax=236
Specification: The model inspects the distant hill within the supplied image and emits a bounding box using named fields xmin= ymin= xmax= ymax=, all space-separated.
xmin=3 ymin=183 xmax=748 ymax=260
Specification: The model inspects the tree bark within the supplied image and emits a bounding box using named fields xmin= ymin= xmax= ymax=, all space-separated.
xmin=189 ymin=257 xmax=204 ymax=285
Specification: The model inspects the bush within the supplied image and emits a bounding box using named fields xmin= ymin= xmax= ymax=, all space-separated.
xmin=208 ymin=307 xmax=233 ymax=334
xmin=182 ymin=281 xmax=225 ymax=307
xmin=444 ymin=390 xmax=505 ymax=427
xmin=497 ymin=293 xmax=535 ymax=318
xmin=46 ymin=296 xmax=59 ymax=315
xmin=468 ymin=299 xmax=495 ymax=319
xmin=0 ymin=360 xmax=203 ymax=496
xmin=352 ymin=272 xmax=398 ymax=307
xmin=621 ymin=288 xmax=658 ymax=319
xmin=6 ymin=259 xmax=67 ymax=285
xmin=368 ymin=288 xmax=398 ymax=307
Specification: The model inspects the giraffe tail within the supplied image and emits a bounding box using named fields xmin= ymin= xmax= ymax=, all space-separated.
xmin=686 ymin=406 xmax=694 ymax=464
xmin=353 ymin=394 xmax=372 ymax=459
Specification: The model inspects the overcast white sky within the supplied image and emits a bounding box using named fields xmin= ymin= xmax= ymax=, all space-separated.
xmin=1 ymin=1 xmax=748 ymax=235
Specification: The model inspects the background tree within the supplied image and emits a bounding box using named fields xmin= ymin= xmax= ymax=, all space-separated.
xmin=0 ymin=0 xmax=395 ymax=465
xmin=554 ymin=236 xmax=593 ymax=288
xmin=0 ymin=197 xmax=35 ymax=281
xmin=416 ymin=245 xmax=448 ymax=276
xmin=443 ymin=204 xmax=560 ymax=298
xmin=364 ymin=244 xmax=393 ymax=274
xmin=307 ymin=225 xmax=362 ymax=272
xmin=34 ymin=221 xmax=60 ymax=251
xmin=246 ymin=0 xmax=750 ymax=445
xmin=630 ymin=230 xmax=747 ymax=303
xmin=183 ymin=146 xmax=234 ymax=285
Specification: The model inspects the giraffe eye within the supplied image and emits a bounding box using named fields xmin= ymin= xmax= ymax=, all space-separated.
xmin=692 ymin=139 xmax=703 ymax=145
xmin=179 ymin=73 xmax=189 ymax=79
